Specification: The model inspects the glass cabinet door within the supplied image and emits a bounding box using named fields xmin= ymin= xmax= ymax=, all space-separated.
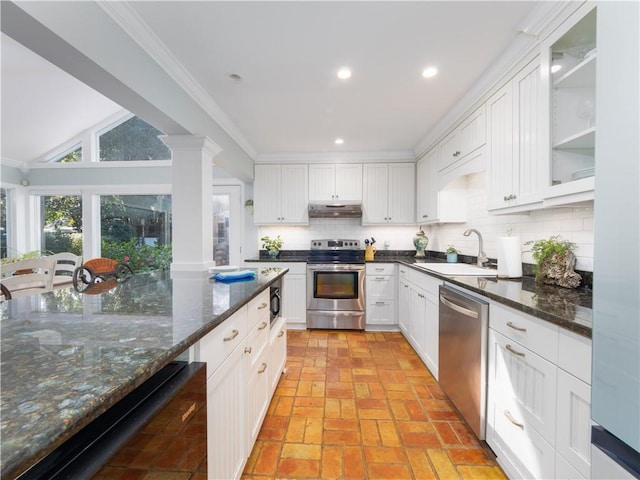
xmin=541 ymin=3 xmax=597 ymax=202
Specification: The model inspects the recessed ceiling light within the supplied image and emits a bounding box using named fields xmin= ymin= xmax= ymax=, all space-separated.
xmin=551 ymin=64 xmax=562 ymax=73
xmin=337 ymin=68 xmax=352 ymax=80
xmin=334 ymin=138 xmax=344 ymax=145
xmin=227 ymin=73 xmax=242 ymax=82
xmin=422 ymin=66 xmax=438 ymax=78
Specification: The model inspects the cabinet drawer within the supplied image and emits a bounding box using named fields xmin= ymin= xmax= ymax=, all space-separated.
xmin=199 ymin=306 xmax=248 ymax=377
xmin=490 ymin=396 xmax=556 ymax=480
xmin=366 ymin=301 xmax=396 ymax=325
xmin=491 ymin=329 xmax=557 ymax=444
xmin=366 ymin=275 xmax=396 ymax=299
xmin=246 ymin=315 xmax=270 ymax=368
xmin=491 ymin=303 xmax=559 ymax=363
xmin=558 ymin=329 xmax=592 ymax=384
xmin=366 ymin=263 xmax=395 ymax=275
xmin=248 ymin=290 xmax=270 ymax=330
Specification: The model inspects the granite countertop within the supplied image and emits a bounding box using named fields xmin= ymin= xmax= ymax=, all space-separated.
xmin=247 ymin=250 xmax=593 ymax=337
xmin=0 ymin=268 xmax=287 ymax=480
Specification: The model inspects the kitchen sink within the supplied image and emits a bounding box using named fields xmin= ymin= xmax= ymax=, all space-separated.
xmin=414 ymin=263 xmax=497 ymax=276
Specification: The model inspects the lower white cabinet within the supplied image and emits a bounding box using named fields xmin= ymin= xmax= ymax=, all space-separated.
xmin=206 ymin=335 xmax=246 ymax=480
xmin=199 ymin=287 xmax=288 ymax=480
xmin=252 ymin=263 xmax=307 ymax=329
xmin=397 ymin=266 xmax=441 ymax=379
xmin=366 ymin=263 xmax=396 ymax=327
xmin=487 ymin=303 xmax=592 ymax=480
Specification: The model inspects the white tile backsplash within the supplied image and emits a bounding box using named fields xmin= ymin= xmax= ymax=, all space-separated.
xmin=257 ymin=172 xmax=594 ymax=271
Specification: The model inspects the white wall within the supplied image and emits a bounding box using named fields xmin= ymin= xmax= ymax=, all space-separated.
xmin=256 ymin=171 xmax=594 ymax=272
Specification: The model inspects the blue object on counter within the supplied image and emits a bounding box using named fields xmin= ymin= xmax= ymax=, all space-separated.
xmin=213 ymin=269 xmax=256 ymax=282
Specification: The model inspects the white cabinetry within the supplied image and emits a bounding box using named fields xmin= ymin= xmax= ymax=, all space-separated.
xmin=202 ymin=307 xmax=248 ymax=480
xmin=245 ymin=291 xmax=271 ymax=451
xmin=252 ymin=263 xmax=307 ymax=329
xmin=438 ymin=105 xmax=486 ymax=175
xmin=198 ymin=286 xmax=288 ymax=480
xmin=365 ymin=263 xmax=396 ymax=328
xmin=487 ymin=303 xmax=592 ymax=480
xmin=416 ymin=147 xmax=467 ymax=224
xmin=541 ymin=3 xmax=596 ymax=205
xmin=362 ymin=163 xmax=415 ymax=224
xmin=254 ymin=164 xmax=309 ymax=224
xmin=487 ymin=58 xmax=544 ymax=213
xmin=308 ymin=164 xmax=362 ymax=202
xmin=397 ymin=266 xmax=441 ymax=379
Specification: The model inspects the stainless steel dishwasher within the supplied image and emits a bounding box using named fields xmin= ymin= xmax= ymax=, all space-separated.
xmin=439 ymin=284 xmax=489 ymax=439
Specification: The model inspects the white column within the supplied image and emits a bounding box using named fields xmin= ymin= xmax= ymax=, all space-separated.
xmin=160 ymin=135 xmax=222 ymax=271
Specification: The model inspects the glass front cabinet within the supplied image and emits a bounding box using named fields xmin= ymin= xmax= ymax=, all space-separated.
xmin=541 ymin=3 xmax=597 ymax=205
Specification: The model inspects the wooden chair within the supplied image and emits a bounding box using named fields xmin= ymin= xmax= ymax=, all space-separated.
xmin=73 ymin=257 xmax=133 ymax=292
xmin=0 ymin=257 xmax=56 ymax=297
xmin=50 ymin=252 xmax=83 ymax=287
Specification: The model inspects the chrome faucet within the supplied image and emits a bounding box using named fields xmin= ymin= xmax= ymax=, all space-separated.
xmin=463 ymin=228 xmax=488 ymax=267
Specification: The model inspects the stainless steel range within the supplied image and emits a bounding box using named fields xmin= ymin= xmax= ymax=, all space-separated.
xmin=306 ymin=239 xmax=365 ymax=330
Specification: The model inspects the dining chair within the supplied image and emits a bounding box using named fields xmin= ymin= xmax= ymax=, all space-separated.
xmin=50 ymin=252 xmax=83 ymax=287
xmin=0 ymin=257 xmax=56 ymax=297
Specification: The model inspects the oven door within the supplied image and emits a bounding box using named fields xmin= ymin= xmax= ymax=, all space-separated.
xmin=306 ymin=264 xmax=365 ymax=312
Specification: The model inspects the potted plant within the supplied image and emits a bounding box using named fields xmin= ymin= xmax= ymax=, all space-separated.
xmin=261 ymin=235 xmax=283 ymax=259
xmin=525 ymin=236 xmax=582 ymax=288
xmin=446 ymin=246 xmax=459 ymax=263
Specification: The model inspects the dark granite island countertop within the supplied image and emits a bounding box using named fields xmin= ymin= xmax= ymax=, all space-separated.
xmin=0 ymin=267 xmax=287 ymax=480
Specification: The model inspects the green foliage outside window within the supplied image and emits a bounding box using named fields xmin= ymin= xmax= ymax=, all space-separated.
xmin=99 ymin=116 xmax=171 ymax=161
xmin=102 ymin=238 xmax=172 ymax=273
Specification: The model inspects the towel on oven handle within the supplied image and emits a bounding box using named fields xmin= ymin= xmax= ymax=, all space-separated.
xmin=213 ymin=269 xmax=256 ymax=282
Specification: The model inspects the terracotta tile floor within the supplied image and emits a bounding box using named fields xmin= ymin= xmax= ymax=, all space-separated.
xmin=242 ymin=330 xmax=506 ymax=480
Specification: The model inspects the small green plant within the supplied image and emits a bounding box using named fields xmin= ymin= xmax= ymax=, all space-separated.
xmin=261 ymin=235 xmax=283 ymax=252
xmin=1 ymin=250 xmax=52 ymax=264
xmin=446 ymin=245 xmax=460 ymax=255
xmin=525 ymin=236 xmax=577 ymax=282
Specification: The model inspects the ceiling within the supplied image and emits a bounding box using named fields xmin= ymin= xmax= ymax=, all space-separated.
xmin=1 ymin=1 xmax=542 ymax=167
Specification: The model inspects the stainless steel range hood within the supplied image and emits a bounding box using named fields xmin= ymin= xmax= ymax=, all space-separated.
xmin=308 ymin=203 xmax=362 ymax=218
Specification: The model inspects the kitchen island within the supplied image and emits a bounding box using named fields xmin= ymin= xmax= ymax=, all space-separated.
xmin=0 ymin=267 xmax=287 ymax=480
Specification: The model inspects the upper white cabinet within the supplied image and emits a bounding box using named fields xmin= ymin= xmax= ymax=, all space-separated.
xmin=308 ymin=163 xmax=362 ymax=202
xmin=416 ymin=146 xmax=467 ymax=224
xmin=541 ymin=3 xmax=597 ymax=204
xmin=254 ymin=164 xmax=309 ymax=225
xmin=363 ymin=163 xmax=415 ymax=225
xmin=439 ymin=104 xmax=486 ymax=173
xmin=487 ymin=58 xmax=545 ymax=213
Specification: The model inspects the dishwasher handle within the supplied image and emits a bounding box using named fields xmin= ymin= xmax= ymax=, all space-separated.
xmin=440 ymin=293 xmax=479 ymax=319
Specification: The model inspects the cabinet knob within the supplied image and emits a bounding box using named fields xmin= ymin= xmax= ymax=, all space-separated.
xmin=422 ymin=214 xmax=428 ymax=218
xmin=278 ymin=330 xmax=285 ymax=338
xmin=244 ymin=346 xmax=252 ymax=354
xmin=504 ymin=195 xmax=509 ymax=201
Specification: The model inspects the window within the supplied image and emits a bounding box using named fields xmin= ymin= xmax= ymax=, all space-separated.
xmin=41 ymin=195 xmax=83 ymax=255
xmin=100 ymin=194 xmax=172 ymax=271
xmin=51 ymin=145 xmax=82 ymax=163
xmin=99 ymin=116 xmax=171 ymax=161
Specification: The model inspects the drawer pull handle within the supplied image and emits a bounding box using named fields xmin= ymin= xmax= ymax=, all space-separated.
xmin=375 ymin=301 xmax=385 ymax=306
xmin=507 ymin=321 xmax=527 ymax=332
xmin=258 ymin=363 xmax=267 ymax=374
xmin=504 ymin=410 xmax=525 ymax=429
xmin=278 ymin=330 xmax=285 ymax=338
xmin=244 ymin=346 xmax=252 ymax=354
xmin=506 ymin=344 xmax=525 ymax=357
xmin=224 ymin=329 xmax=239 ymax=342
xmin=375 ymin=277 xmax=386 ymax=280
xmin=258 ymin=321 xmax=268 ymax=330
xmin=258 ymin=302 xmax=268 ymax=310
xmin=375 ymin=268 xmax=384 ymax=271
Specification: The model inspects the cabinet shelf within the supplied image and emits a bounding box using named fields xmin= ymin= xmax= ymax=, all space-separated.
xmin=553 ymin=127 xmax=595 ymax=150
xmin=554 ymin=54 xmax=596 ymax=88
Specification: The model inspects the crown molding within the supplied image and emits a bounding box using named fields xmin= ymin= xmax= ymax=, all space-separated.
xmin=98 ymin=1 xmax=257 ymax=160
xmin=413 ymin=0 xmax=581 ymax=159
xmin=0 ymin=157 xmax=27 ymax=170
xmin=255 ymin=150 xmax=416 ymax=164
